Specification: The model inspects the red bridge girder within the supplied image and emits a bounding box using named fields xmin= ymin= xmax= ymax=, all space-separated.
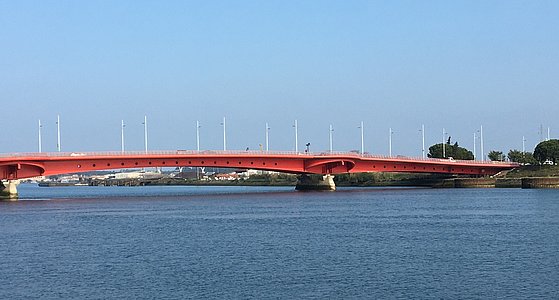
xmin=0 ymin=150 xmax=519 ymax=180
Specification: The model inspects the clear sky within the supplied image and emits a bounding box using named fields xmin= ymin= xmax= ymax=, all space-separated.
xmin=1 ymin=1 xmax=558 ymax=157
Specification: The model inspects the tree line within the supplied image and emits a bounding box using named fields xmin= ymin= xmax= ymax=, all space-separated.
xmin=427 ymin=137 xmax=558 ymax=165
xmin=488 ymin=139 xmax=559 ymax=165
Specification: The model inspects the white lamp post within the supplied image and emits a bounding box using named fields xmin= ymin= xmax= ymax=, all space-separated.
xmin=56 ymin=115 xmax=61 ymax=152
xmin=293 ymin=120 xmax=299 ymax=153
xmin=265 ymin=122 xmax=270 ymax=151
xmin=442 ymin=128 xmax=446 ymax=158
xmin=329 ymin=124 xmax=334 ymax=152
xmin=389 ymin=128 xmax=394 ymax=157
xmin=359 ymin=121 xmax=364 ymax=155
xmin=38 ymin=119 xmax=43 ymax=153
xmin=221 ymin=117 xmax=227 ymax=151
xmin=420 ymin=124 xmax=425 ymax=159
xmin=196 ymin=121 xmax=201 ymax=151
xmin=143 ymin=115 xmax=148 ymax=153
xmin=480 ymin=125 xmax=484 ymax=161
xmin=121 ymin=120 xmax=125 ymax=153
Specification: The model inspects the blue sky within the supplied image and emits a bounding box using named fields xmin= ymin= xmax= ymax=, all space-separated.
xmin=1 ymin=1 xmax=558 ymax=157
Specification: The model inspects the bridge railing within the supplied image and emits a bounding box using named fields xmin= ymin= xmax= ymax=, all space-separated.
xmin=0 ymin=150 xmax=518 ymax=165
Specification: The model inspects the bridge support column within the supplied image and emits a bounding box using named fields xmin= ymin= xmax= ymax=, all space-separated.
xmin=295 ymin=174 xmax=336 ymax=191
xmin=0 ymin=180 xmax=19 ymax=201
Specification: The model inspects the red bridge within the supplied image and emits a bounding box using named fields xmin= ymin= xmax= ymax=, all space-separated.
xmin=1 ymin=150 xmax=517 ymax=183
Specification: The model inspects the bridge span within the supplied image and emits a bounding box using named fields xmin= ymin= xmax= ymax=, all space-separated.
xmin=1 ymin=150 xmax=518 ymax=198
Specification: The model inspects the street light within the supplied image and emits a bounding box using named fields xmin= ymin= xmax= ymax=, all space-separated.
xmin=389 ymin=128 xmax=394 ymax=157
xmin=419 ymin=124 xmax=425 ymax=159
xmin=442 ymin=128 xmax=446 ymax=158
xmin=221 ymin=117 xmax=227 ymax=151
xmin=358 ymin=121 xmax=364 ymax=155
xmin=121 ymin=120 xmax=125 ymax=153
xmin=265 ymin=122 xmax=270 ymax=151
xmin=293 ymin=120 xmax=299 ymax=153
xmin=329 ymin=124 xmax=334 ymax=152
xmin=480 ymin=125 xmax=484 ymax=161
xmin=142 ymin=115 xmax=148 ymax=153
xmin=196 ymin=121 xmax=201 ymax=151
xmin=38 ymin=119 xmax=43 ymax=153
xmin=56 ymin=114 xmax=61 ymax=152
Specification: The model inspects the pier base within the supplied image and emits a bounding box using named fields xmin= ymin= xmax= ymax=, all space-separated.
xmin=295 ymin=174 xmax=336 ymax=191
xmin=0 ymin=180 xmax=19 ymax=201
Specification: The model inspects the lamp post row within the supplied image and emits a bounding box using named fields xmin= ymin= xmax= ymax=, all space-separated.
xmin=32 ymin=116 xmax=445 ymax=157
xmin=38 ymin=116 xmax=362 ymax=154
xmin=36 ymin=117 xmax=529 ymax=160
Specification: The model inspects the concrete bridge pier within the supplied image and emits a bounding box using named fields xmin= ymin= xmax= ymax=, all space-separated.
xmin=0 ymin=180 xmax=19 ymax=201
xmin=295 ymin=174 xmax=336 ymax=191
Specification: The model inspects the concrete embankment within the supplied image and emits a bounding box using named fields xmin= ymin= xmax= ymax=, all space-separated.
xmin=454 ymin=178 xmax=496 ymax=188
xmin=521 ymin=177 xmax=559 ymax=189
xmin=495 ymin=178 xmax=522 ymax=188
xmin=434 ymin=177 xmax=559 ymax=189
xmin=434 ymin=178 xmax=522 ymax=188
xmin=433 ymin=178 xmax=521 ymax=188
xmin=432 ymin=179 xmax=457 ymax=188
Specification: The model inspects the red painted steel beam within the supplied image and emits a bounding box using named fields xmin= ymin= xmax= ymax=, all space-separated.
xmin=0 ymin=151 xmax=519 ymax=180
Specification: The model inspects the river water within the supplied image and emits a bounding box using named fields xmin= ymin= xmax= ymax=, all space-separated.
xmin=1 ymin=184 xmax=558 ymax=299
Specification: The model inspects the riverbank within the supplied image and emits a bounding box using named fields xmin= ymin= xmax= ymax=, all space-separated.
xmin=500 ymin=165 xmax=559 ymax=178
xmin=431 ymin=165 xmax=559 ymax=188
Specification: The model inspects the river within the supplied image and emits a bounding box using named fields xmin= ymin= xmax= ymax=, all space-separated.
xmin=1 ymin=184 xmax=558 ymax=299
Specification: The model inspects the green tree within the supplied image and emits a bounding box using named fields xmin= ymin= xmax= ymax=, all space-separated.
xmin=488 ymin=150 xmax=505 ymax=161
xmin=533 ymin=139 xmax=559 ymax=164
xmin=428 ymin=141 xmax=474 ymax=160
xmin=507 ymin=150 xmax=537 ymax=164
